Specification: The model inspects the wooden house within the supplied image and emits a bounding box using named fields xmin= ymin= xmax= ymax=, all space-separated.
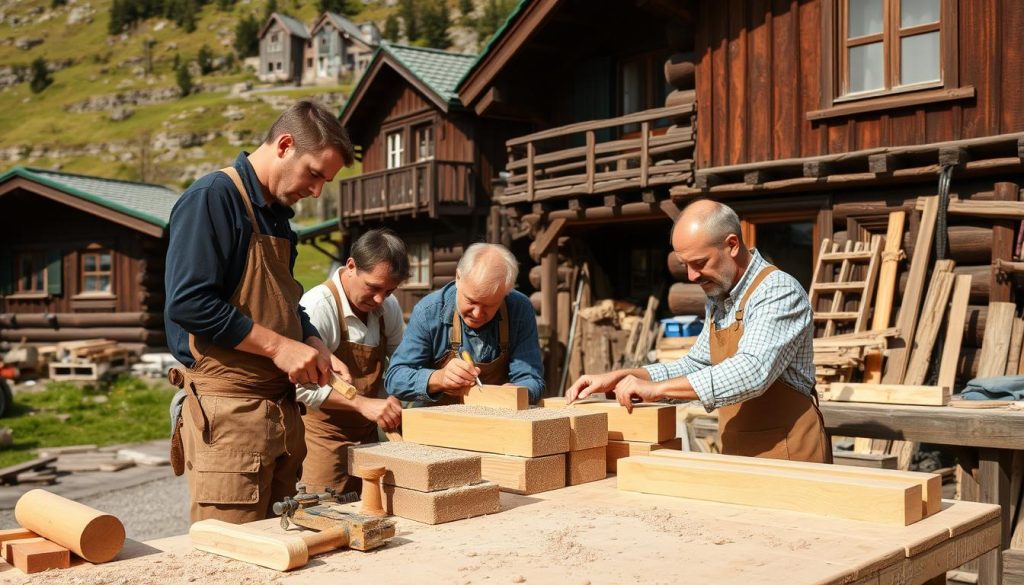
xmin=306 ymin=12 xmax=379 ymax=85
xmin=259 ymin=12 xmax=311 ymax=84
xmin=337 ymin=43 xmax=529 ymax=314
xmin=0 ymin=167 xmax=179 ymax=351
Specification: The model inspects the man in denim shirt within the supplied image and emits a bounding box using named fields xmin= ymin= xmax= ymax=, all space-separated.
xmin=385 ymin=243 xmax=544 ymax=404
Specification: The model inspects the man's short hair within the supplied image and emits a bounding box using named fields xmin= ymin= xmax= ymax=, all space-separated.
xmin=457 ymin=243 xmax=518 ymax=295
xmin=675 ymin=199 xmax=743 ymax=245
xmin=264 ymin=99 xmax=356 ymax=166
xmin=350 ymin=228 xmax=410 ymax=281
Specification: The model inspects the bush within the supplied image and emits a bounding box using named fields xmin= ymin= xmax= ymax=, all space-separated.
xmin=176 ymin=62 xmax=194 ymax=96
xmin=234 ymin=13 xmax=260 ymax=58
xmin=29 ymin=57 xmax=53 ymax=94
xmin=197 ymin=44 xmax=214 ymax=74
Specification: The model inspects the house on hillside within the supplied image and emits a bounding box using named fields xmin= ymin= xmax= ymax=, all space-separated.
xmin=259 ymin=12 xmax=311 ymax=84
xmin=0 ymin=167 xmax=179 ymax=351
xmin=335 ymin=43 xmax=530 ymax=315
xmin=306 ymin=12 xmax=380 ymax=84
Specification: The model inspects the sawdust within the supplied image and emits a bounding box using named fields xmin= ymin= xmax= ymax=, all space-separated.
xmin=543 ymin=527 xmax=599 ymax=564
xmin=17 ymin=551 xmax=281 ymax=585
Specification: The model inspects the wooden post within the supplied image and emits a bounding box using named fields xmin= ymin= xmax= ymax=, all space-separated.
xmin=978 ymin=448 xmax=1013 ymax=585
xmin=991 ymin=182 xmax=1018 ymax=303
xmin=585 ymin=130 xmax=595 ymax=193
xmin=526 ymin=142 xmax=536 ymax=201
xmin=864 ymin=211 xmax=905 ymax=383
xmin=541 ymin=250 xmax=559 ymax=392
xmin=640 ymin=121 xmax=650 ymax=187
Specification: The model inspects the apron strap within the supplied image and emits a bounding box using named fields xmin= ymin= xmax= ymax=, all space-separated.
xmin=324 ymin=278 xmax=350 ymax=343
xmin=734 ymin=266 xmax=777 ymax=322
xmin=449 ymin=300 xmax=510 ymax=352
xmin=220 ymin=166 xmax=261 ymax=235
xmin=498 ymin=301 xmax=509 ymax=352
xmin=378 ymin=314 xmax=387 ymax=358
xmin=449 ymin=307 xmax=462 ymax=351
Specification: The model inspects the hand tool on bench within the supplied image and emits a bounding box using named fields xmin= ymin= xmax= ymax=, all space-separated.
xmin=460 ymin=350 xmax=484 ymax=389
xmin=329 ymin=371 xmax=403 ymax=442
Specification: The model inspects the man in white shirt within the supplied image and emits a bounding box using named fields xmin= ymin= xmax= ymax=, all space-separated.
xmin=297 ymin=228 xmax=407 ymax=493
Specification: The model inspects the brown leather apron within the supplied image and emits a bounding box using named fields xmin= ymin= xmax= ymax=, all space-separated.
xmin=432 ymin=303 xmax=511 ymax=404
xmin=710 ymin=266 xmax=832 ymax=463
xmin=300 ymin=278 xmax=387 ymax=494
xmin=173 ymin=166 xmax=308 ymax=524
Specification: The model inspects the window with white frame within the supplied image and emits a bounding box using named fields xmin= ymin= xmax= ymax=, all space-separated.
xmin=386 ymin=130 xmax=404 ymax=169
xmin=405 ymin=240 xmax=430 ymax=287
xmin=413 ymin=124 xmax=434 ymax=162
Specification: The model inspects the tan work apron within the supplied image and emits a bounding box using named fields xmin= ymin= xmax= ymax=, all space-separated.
xmin=432 ymin=303 xmax=511 ymax=403
xmin=173 ymin=166 xmax=308 ymax=524
xmin=300 ymin=278 xmax=387 ymax=495
xmin=710 ymin=266 xmax=832 ymax=463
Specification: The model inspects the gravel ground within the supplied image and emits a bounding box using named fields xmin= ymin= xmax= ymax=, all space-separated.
xmin=0 ymin=474 xmax=190 ymax=542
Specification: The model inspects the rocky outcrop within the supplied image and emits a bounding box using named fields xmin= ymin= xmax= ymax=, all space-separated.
xmin=64 ymin=87 xmax=181 ymax=112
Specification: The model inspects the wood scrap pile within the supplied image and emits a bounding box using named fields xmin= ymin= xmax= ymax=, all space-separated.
xmin=47 ymin=339 xmax=136 ymax=381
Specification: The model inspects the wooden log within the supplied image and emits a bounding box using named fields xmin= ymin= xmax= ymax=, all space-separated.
xmin=567 ymin=446 xmax=607 ymax=486
xmin=462 ymin=385 xmax=529 ymax=411
xmin=977 ymin=302 xmax=1017 ymax=378
xmin=433 ymin=260 xmax=458 ymax=278
xmin=10 ymin=539 xmax=70 ymax=574
xmin=529 ymin=291 xmax=541 ymax=315
xmin=666 ymin=252 xmax=692 ymax=282
xmin=667 ymin=282 xmax=706 ymax=316
xmin=430 ymin=276 xmax=453 ymax=289
xmin=664 ymin=52 xmax=696 ymax=90
xmin=827 ymin=383 xmax=950 ymax=406
xmin=617 ymin=455 xmax=924 ymax=526
xmin=664 ymin=88 xmax=696 ymax=108
xmin=0 ymin=312 xmax=157 ymax=328
xmin=478 ymin=453 xmax=565 ymax=495
xmin=432 ymin=247 xmax=464 ymax=263
xmin=991 ymin=182 xmax=1019 ymax=302
xmin=528 ymin=265 xmax=574 ymax=290
xmin=898 ymin=265 xmax=990 ymax=305
xmin=0 ymin=327 xmax=164 ymax=344
xmin=649 ymin=449 xmax=942 ymax=517
xmin=381 ymin=481 xmax=500 ymax=525
xmin=401 ymin=405 xmax=571 ymax=457
xmin=606 ymin=438 xmax=682 ymax=473
xmin=903 ymin=225 xmax=993 ymax=265
xmin=347 ymin=443 xmax=481 ymax=493
xmin=14 ymin=489 xmax=125 ymax=563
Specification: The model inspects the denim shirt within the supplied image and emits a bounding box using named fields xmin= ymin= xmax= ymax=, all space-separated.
xmin=384 ymin=281 xmax=545 ymax=403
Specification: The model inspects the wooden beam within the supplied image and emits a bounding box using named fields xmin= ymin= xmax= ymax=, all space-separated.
xmin=694 ymin=172 xmax=724 ymax=190
xmin=347 ymin=443 xmax=481 ymax=493
xmin=803 ymin=160 xmax=834 ymax=178
xmin=903 ymin=262 xmax=955 ymax=385
xmin=531 ymin=217 xmax=567 ymax=258
xmin=937 ymin=275 xmax=972 ymax=390
xmin=540 ymin=399 xmax=676 ymax=443
xmin=977 ymin=302 xmax=1016 ymax=378
xmin=939 ymin=146 xmax=971 ymax=166
xmin=603 ymin=195 xmax=622 ymax=209
xmin=566 ymin=446 xmax=606 ymax=486
xmin=827 ymin=383 xmax=950 ymax=406
xmin=478 ymin=453 xmax=565 ymax=495
xmin=382 ymin=481 xmax=499 ymax=525
xmin=617 ymin=455 xmax=924 ymax=526
xmin=991 ymin=182 xmax=1019 ymax=302
xmin=917 ymin=197 xmax=1024 ymax=219
xmin=648 ymin=450 xmax=942 ymax=517
xmin=868 ymin=153 xmax=904 ymax=174
xmin=743 ymin=169 xmax=771 ymax=185
xmin=606 ymin=438 xmax=682 ymax=473
xmin=401 ymin=405 xmax=571 ymax=457
xmin=462 ymin=384 xmax=529 ymax=410
xmin=864 ymin=211 xmax=906 ymax=383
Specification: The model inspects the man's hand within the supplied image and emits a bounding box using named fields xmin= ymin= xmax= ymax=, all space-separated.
xmin=329 ymin=353 xmax=353 ymax=385
xmin=431 ymin=358 xmax=480 ymax=396
xmin=613 ymin=375 xmax=662 ymax=413
xmin=272 ymin=337 xmax=330 ymax=386
xmin=565 ymin=371 xmax=625 ymax=403
xmin=356 ymin=395 xmax=402 ymax=430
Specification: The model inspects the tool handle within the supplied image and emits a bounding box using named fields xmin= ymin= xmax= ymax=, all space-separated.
xmin=330 ymin=372 xmax=358 ymax=400
xmin=383 ymin=431 xmax=403 ymax=442
xmin=459 ymin=350 xmax=475 ymax=368
xmin=302 ymin=525 xmax=350 ymax=557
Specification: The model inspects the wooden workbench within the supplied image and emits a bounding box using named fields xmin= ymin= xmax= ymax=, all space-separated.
xmin=821 ymin=401 xmax=1024 ymax=585
xmin=0 ymin=477 xmax=1000 ymax=585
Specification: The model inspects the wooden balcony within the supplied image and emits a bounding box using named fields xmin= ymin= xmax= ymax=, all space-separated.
xmin=501 ymin=103 xmax=696 ymax=204
xmin=338 ymin=159 xmax=474 ymax=224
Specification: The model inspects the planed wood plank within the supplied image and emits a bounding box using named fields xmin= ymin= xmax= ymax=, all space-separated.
xmin=828 ymin=383 xmax=950 ymax=406
xmin=649 ymin=449 xmax=941 ymax=517
xmin=864 ymin=211 xmax=907 ymax=383
xmin=462 ymin=385 xmax=529 ymax=411
xmin=606 ymin=438 xmax=683 ymax=473
xmin=1006 ymin=316 xmax=1024 ymax=376
xmin=618 ymin=455 xmax=924 ymax=526
xmin=478 ymin=453 xmax=565 ymax=495
xmin=10 ymin=539 xmax=71 ymax=574
xmin=937 ymin=275 xmax=972 ymax=391
xmin=540 ymin=399 xmax=676 ymax=443
xmin=977 ymin=302 xmax=1016 ymax=378
xmin=903 ymin=262 xmax=956 ymax=386
xmin=401 ymin=405 xmax=571 ymax=457
xmin=833 ymin=451 xmax=898 ymax=469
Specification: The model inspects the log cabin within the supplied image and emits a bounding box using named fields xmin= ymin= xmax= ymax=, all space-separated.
xmin=336 ymin=43 xmax=530 ymax=315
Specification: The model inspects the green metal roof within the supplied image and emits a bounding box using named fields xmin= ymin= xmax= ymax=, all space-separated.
xmin=383 ymin=43 xmax=477 ymax=102
xmin=294 ymin=218 xmax=340 ymax=240
xmin=0 ymin=166 xmax=179 ymax=229
xmin=455 ymin=0 xmax=531 ymax=91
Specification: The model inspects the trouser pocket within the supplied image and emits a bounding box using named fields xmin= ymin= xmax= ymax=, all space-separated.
xmin=192 ymin=449 xmax=261 ymax=505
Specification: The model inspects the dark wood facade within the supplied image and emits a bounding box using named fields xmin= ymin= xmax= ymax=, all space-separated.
xmin=0 ymin=171 xmax=172 ymax=350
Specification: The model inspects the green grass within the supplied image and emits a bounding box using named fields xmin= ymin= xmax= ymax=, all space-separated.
xmin=0 ymin=376 xmax=176 ymax=468
xmin=294 ymin=241 xmax=334 ymax=292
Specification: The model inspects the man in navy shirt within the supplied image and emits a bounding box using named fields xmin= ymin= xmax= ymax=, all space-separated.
xmin=165 ymin=100 xmax=355 ymax=523
xmin=385 ymin=243 xmax=544 ymax=404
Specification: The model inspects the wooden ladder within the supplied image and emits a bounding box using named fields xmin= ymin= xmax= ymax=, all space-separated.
xmin=809 ymin=238 xmax=882 ymax=338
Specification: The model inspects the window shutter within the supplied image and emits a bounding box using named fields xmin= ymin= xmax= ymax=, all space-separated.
xmin=0 ymin=251 xmax=12 ymax=296
xmin=46 ymin=249 xmax=62 ymax=295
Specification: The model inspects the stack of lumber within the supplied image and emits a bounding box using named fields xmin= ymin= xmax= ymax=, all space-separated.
xmin=346 ymin=442 xmax=499 ymax=525
xmin=617 ymin=451 xmax=942 ymax=526
xmin=401 ymin=404 xmax=609 ymax=495
xmin=538 ymin=397 xmax=681 ymax=473
xmin=48 ymin=339 xmax=135 ymax=381
xmin=0 ymin=457 xmax=58 ymax=487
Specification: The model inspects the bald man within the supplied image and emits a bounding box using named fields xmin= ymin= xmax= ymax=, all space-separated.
xmin=567 ymin=199 xmax=830 ymax=463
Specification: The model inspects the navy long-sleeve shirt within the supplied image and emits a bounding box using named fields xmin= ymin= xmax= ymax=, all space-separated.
xmin=384 ymin=281 xmax=545 ymax=403
xmin=164 ymin=152 xmax=319 ymax=367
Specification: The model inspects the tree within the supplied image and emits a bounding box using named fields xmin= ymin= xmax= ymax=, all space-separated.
xmin=264 ymin=0 xmax=278 ymax=21
xmin=383 ymin=13 xmax=400 ymax=42
xmin=108 ymin=0 xmax=125 ymax=34
xmin=458 ymin=0 xmax=474 ymax=25
xmin=398 ymin=0 xmax=418 ymax=42
xmin=317 ymin=0 xmax=359 ymax=16
xmin=234 ymin=13 xmax=261 ymax=57
xmin=197 ymin=44 xmax=215 ymax=74
xmin=420 ymin=0 xmax=451 ymax=49
xmin=29 ymin=57 xmax=53 ymax=94
xmin=176 ymin=61 xmax=194 ymax=97
xmin=216 ymin=0 xmax=237 ymax=9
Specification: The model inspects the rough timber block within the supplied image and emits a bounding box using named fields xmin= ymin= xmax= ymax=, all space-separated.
xmin=606 ymin=438 xmax=683 ymax=473
xmin=402 ymin=405 xmax=571 ymax=457
xmin=565 ymin=401 xmax=676 ymax=443
xmin=2 ymin=537 xmax=44 ymax=561
xmin=567 ymin=446 xmax=607 ymax=486
xmin=479 ymin=453 xmax=566 ymax=495
xmin=649 ymin=450 xmax=942 ymax=517
xmin=382 ymin=481 xmax=500 ymax=525
xmin=348 ymin=443 xmax=481 ymax=492
xmin=462 ymin=385 xmax=529 ymax=410
xmin=619 ymin=455 xmax=924 ymax=525
xmin=542 ymin=408 xmax=608 ymax=450
xmin=10 ymin=539 xmax=71 ymax=574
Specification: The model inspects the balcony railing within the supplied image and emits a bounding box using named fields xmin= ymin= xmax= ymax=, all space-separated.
xmin=502 ymin=103 xmax=696 ymax=204
xmin=338 ymin=159 xmax=474 ymax=223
